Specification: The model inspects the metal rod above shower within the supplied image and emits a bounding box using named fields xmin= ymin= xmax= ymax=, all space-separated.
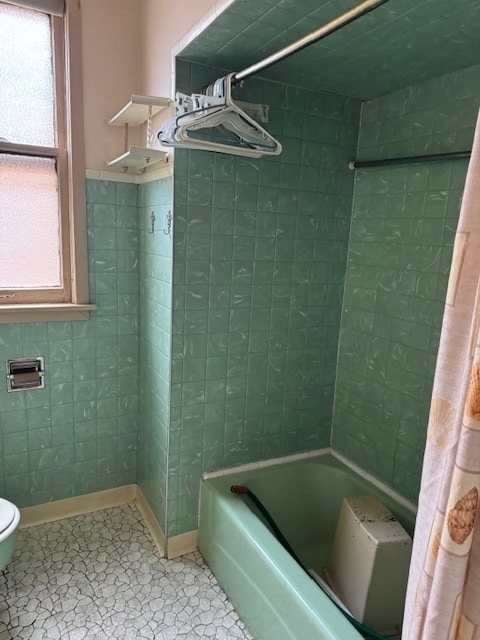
xmin=232 ymin=0 xmax=392 ymax=85
xmin=349 ymin=150 xmax=472 ymax=169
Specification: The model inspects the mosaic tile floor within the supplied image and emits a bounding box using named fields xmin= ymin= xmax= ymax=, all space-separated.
xmin=0 ymin=504 xmax=253 ymax=640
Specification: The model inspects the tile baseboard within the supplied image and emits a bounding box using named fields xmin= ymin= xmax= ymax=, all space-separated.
xmin=166 ymin=529 xmax=198 ymax=559
xmin=19 ymin=485 xmax=137 ymax=528
xmin=18 ymin=485 xmax=196 ymax=561
xmin=135 ymin=487 xmax=166 ymax=557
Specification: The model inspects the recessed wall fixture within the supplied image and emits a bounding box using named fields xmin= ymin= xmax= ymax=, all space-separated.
xmin=6 ymin=356 xmax=45 ymax=392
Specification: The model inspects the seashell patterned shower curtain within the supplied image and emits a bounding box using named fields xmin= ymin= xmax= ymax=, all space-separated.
xmin=403 ymin=111 xmax=480 ymax=640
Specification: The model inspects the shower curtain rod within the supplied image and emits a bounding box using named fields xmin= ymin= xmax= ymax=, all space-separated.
xmin=232 ymin=0 xmax=392 ymax=84
xmin=349 ymin=150 xmax=472 ymax=170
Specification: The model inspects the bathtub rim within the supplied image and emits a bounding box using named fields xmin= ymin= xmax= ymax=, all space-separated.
xmin=202 ymin=447 xmax=417 ymax=519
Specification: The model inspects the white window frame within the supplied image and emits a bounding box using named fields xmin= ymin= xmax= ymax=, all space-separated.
xmin=0 ymin=0 xmax=95 ymax=323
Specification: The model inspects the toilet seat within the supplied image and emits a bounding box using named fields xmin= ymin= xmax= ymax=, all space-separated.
xmin=0 ymin=498 xmax=19 ymax=536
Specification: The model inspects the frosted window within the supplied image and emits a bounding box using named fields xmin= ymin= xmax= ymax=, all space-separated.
xmin=0 ymin=3 xmax=55 ymax=146
xmin=0 ymin=154 xmax=61 ymax=288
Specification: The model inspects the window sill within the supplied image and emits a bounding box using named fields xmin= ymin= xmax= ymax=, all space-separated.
xmin=0 ymin=303 xmax=97 ymax=324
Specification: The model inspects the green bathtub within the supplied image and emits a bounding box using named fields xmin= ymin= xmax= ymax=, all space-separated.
xmin=199 ymin=453 xmax=416 ymax=640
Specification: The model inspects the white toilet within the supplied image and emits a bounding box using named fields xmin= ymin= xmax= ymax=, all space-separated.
xmin=0 ymin=498 xmax=20 ymax=572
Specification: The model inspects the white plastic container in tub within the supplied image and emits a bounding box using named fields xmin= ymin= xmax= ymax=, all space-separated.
xmin=327 ymin=494 xmax=412 ymax=635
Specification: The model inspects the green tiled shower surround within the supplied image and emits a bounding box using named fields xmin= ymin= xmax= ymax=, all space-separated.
xmin=333 ymin=64 xmax=480 ymax=501
xmin=180 ymin=0 xmax=480 ymax=100
xmin=168 ymin=59 xmax=360 ymax=535
xmin=0 ymin=55 xmax=479 ymax=542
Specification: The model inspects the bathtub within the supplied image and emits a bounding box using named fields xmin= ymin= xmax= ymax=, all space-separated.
xmin=199 ymin=452 xmax=416 ymax=640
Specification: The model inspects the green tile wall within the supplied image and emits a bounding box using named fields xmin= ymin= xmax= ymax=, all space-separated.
xmin=137 ymin=177 xmax=173 ymax=532
xmin=168 ymin=60 xmax=361 ymax=536
xmin=333 ymin=64 xmax=480 ymax=502
xmin=0 ymin=178 xmax=139 ymax=507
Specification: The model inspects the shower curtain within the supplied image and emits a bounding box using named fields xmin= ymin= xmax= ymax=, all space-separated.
xmin=403 ymin=111 xmax=480 ymax=640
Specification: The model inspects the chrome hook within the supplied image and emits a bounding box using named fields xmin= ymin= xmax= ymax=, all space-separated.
xmin=163 ymin=210 xmax=173 ymax=235
xmin=148 ymin=211 xmax=156 ymax=234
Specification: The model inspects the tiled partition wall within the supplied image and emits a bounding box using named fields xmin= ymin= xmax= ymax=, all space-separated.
xmin=168 ymin=60 xmax=361 ymax=536
xmin=333 ymin=64 xmax=480 ymax=502
xmin=0 ymin=179 xmax=139 ymax=507
xmin=137 ymin=176 xmax=173 ymax=532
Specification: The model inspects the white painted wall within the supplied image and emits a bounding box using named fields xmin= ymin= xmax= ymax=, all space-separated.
xmin=80 ymin=0 xmax=143 ymax=171
xmin=80 ymin=0 xmax=224 ymax=172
